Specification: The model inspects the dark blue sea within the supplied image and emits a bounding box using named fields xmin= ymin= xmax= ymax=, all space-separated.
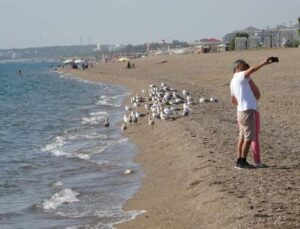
xmin=0 ymin=61 xmax=143 ymax=229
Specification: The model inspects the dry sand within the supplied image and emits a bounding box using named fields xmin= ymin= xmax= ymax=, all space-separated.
xmin=63 ymin=49 xmax=299 ymax=229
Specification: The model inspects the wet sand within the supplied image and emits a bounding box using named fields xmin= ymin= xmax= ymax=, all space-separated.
xmin=63 ymin=49 xmax=300 ymax=229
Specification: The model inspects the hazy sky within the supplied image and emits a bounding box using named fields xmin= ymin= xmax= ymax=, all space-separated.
xmin=1 ymin=0 xmax=299 ymax=49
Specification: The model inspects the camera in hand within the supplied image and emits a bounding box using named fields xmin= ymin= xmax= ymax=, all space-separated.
xmin=271 ymin=57 xmax=279 ymax=63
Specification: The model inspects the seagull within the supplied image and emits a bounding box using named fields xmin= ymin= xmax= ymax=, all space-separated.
xmin=199 ymin=97 xmax=205 ymax=103
xmin=123 ymin=114 xmax=132 ymax=123
xmin=121 ymin=123 xmax=127 ymax=131
xmin=187 ymin=96 xmax=194 ymax=105
xmin=210 ymin=97 xmax=218 ymax=103
xmin=182 ymin=90 xmax=189 ymax=96
xmin=148 ymin=116 xmax=154 ymax=126
xmin=164 ymin=107 xmax=173 ymax=116
xmin=135 ymin=111 xmax=145 ymax=118
xmin=124 ymin=169 xmax=132 ymax=175
xmin=132 ymin=113 xmax=138 ymax=123
xmin=175 ymin=98 xmax=184 ymax=104
xmin=182 ymin=103 xmax=190 ymax=116
xmin=135 ymin=94 xmax=143 ymax=102
xmin=144 ymin=103 xmax=150 ymax=110
xmin=125 ymin=105 xmax=132 ymax=111
xmin=131 ymin=97 xmax=137 ymax=104
xmin=104 ymin=117 xmax=109 ymax=127
xmin=160 ymin=112 xmax=166 ymax=120
xmin=200 ymin=97 xmax=210 ymax=103
xmin=133 ymin=102 xmax=139 ymax=108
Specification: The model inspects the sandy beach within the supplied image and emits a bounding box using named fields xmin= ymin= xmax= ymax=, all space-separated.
xmin=63 ymin=49 xmax=299 ymax=229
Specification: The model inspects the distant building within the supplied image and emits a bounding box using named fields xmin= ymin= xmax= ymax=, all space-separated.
xmin=263 ymin=35 xmax=273 ymax=48
xmin=161 ymin=39 xmax=168 ymax=56
xmin=235 ymin=37 xmax=247 ymax=50
xmin=190 ymin=38 xmax=226 ymax=53
xmin=247 ymin=37 xmax=260 ymax=49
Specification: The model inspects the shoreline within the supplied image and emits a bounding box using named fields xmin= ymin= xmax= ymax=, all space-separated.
xmin=62 ymin=49 xmax=299 ymax=229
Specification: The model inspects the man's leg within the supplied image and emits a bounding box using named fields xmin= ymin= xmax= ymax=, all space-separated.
xmin=235 ymin=138 xmax=243 ymax=167
xmin=242 ymin=140 xmax=252 ymax=158
xmin=237 ymin=138 xmax=243 ymax=159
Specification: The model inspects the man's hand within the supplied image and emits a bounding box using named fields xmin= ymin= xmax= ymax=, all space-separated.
xmin=264 ymin=57 xmax=273 ymax=65
xmin=231 ymin=96 xmax=238 ymax=105
xmin=245 ymin=57 xmax=274 ymax=77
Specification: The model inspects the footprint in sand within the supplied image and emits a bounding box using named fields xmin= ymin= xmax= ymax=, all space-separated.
xmin=189 ymin=180 xmax=202 ymax=188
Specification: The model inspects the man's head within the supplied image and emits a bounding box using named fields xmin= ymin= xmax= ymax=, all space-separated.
xmin=233 ymin=59 xmax=250 ymax=73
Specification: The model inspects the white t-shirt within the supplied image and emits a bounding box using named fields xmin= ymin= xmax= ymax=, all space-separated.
xmin=230 ymin=71 xmax=258 ymax=111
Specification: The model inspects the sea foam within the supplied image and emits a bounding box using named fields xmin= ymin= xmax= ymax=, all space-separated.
xmin=42 ymin=188 xmax=79 ymax=210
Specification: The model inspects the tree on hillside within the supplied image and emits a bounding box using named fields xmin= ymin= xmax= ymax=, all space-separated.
xmin=298 ymin=17 xmax=300 ymax=36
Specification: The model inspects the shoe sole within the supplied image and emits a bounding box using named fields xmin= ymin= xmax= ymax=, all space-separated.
xmin=235 ymin=165 xmax=254 ymax=169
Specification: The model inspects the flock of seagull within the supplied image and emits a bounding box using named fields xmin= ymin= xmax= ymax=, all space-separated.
xmin=102 ymin=82 xmax=217 ymax=175
xmin=108 ymin=82 xmax=218 ymax=131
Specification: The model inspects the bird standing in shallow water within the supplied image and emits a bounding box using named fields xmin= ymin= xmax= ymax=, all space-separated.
xmin=121 ymin=123 xmax=127 ymax=131
xmin=104 ymin=117 xmax=109 ymax=127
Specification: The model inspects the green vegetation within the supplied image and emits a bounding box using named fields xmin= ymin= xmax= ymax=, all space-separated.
xmin=0 ymin=45 xmax=96 ymax=60
xmin=298 ymin=17 xmax=300 ymax=36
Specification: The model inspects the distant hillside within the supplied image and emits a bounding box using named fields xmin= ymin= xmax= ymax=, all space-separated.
xmin=0 ymin=45 xmax=97 ymax=60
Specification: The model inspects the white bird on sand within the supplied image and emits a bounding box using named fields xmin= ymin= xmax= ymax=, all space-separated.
xmin=125 ymin=105 xmax=132 ymax=111
xmin=133 ymin=102 xmax=139 ymax=108
xmin=130 ymin=97 xmax=135 ymax=103
xmin=135 ymin=94 xmax=143 ymax=102
xmin=175 ymin=98 xmax=184 ymax=104
xmin=123 ymin=114 xmax=132 ymax=123
xmin=163 ymin=107 xmax=173 ymax=116
xmin=131 ymin=112 xmax=138 ymax=123
xmin=186 ymin=96 xmax=193 ymax=102
xmin=152 ymin=111 xmax=160 ymax=119
xmin=182 ymin=90 xmax=189 ymax=96
xmin=200 ymin=97 xmax=210 ymax=103
xmin=182 ymin=103 xmax=190 ymax=116
xmin=187 ymin=96 xmax=194 ymax=105
xmin=210 ymin=97 xmax=218 ymax=103
xmin=135 ymin=111 xmax=145 ymax=118
xmin=144 ymin=103 xmax=150 ymax=111
xmin=160 ymin=112 xmax=166 ymax=120
xmin=148 ymin=116 xmax=154 ymax=126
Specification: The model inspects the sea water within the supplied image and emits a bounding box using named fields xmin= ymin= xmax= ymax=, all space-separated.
xmin=0 ymin=62 xmax=143 ymax=229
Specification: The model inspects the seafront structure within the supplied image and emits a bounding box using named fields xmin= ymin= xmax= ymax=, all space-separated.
xmin=189 ymin=38 xmax=227 ymax=53
xmin=225 ymin=25 xmax=300 ymax=51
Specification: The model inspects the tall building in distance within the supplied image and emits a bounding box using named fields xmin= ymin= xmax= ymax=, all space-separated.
xmin=224 ymin=24 xmax=300 ymax=50
xmin=247 ymin=37 xmax=260 ymax=49
xmin=235 ymin=37 xmax=247 ymax=50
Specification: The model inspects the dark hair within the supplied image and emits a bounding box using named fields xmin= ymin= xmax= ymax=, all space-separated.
xmin=233 ymin=59 xmax=248 ymax=73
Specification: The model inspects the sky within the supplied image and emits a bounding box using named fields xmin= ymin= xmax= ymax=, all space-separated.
xmin=0 ymin=0 xmax=299 ymax=49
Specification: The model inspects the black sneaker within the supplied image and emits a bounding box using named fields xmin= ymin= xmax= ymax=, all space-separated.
xmin=235 ymin=160 xmax=254 ymax=169
xmin=235 ymin=158 xmax=241 ymax=168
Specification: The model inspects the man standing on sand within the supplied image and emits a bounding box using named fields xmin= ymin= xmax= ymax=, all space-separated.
xmin=230 ymin=57 xmax=275 ymax=168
